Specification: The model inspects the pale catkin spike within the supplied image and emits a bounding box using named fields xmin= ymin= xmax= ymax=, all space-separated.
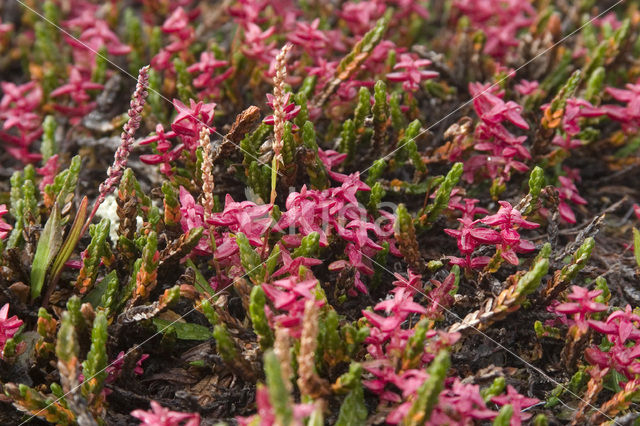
xmin=198 ymin=126 xmax=215 ymax=220
xmin=297 ymin=300 xmax=329 ymax=399
xmin=271 ymin=43 xmax=292 ymax=164
xmin=274 ymin=326 xmax=293 ymax=394
xmin=269 ymin=43 xmax=293 ymax=204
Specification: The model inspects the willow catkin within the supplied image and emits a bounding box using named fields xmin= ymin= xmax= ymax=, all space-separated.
xmin=271 ymin=43 xmax=292 ymax=165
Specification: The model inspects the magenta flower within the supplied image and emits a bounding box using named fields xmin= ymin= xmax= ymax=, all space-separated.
xmin=187 ymin=52 xmax=229 ymax=88
xmin=585 ymin=306 xmax=640 ymax=379
xmin=105 ymin=351 xmax=149 ymax=383
xmin=263 ymin=274 xmax=323 ymax=338
xmin=599 ymin=79 xmax=640 ymax=132
xmin=514 ymin=79 xmax=539 ymax=95
xmin=263 ymin=93 xmax=301 ymax=128
xmin=387 ymin=53 xmax=438 ymax=92
xmin=554 ymin=286 xmax=607 ymax=332
xmin=444 ymin=217 xmax=500 ymax=269
xmin=464 ymin=83 xmax=530 ymax=184
xmin=131 ymin=401 xmax=200 ymax=426
xmin=50 ymin=67 xmax=103 ymax=123
xmin=179 ymin=187 xmax=212 ymax=255
xmin=491 ymin=385 xmax=540 ymax=426
xmin=236 ymin=385 xmax=314 ymax=426
xmin=480 ymin=201 xmax=538 ymax=265
xmin=340 ymin=1 xmax=385 ymax=35
xmin=139 ymin=124 xmax=181 ymax=176
xmin=0 ymin=80 xmax=43 ymax=163
xmin=556 ymin=175 xmax=587 ymax=224
xmin=171 ymin=99 xmax=216 ymax=154
xmin=241 ymin=22 xmax=277 ymax=64
xmin=0 ymin=204 xmax=12 ymax=240
xmin=0 ymin=303 xmax=23 ymax=353
xmin=454 ymin=0 xmax=535 ymax=59
xmin=287 ymin=18 xmax=329 ymax=56
xmin=426 ymin=271 xmax=457 ymax=319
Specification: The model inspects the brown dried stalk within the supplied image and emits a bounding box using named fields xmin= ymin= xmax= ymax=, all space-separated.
xmin=225 ymin=105 xmax=261 ymax=144
xmin=448 ymin=258 xmax=548 ymax=335
xmin=571 ymin=367 xmax=607 ymax=426
xmin=590 ymin=378 xmax=640 ymax=424
xmin=297 ymin=300 xmax=330 ymax=399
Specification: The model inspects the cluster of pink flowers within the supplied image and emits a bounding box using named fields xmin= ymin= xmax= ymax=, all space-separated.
xmin=187 ymin=51 xmax=232 ymax=99
xmin=453 ymin=0 xmax=536 ymax=60
xmin=0 ymin=81 xmax=43 ymax=163
xmin=263 ymin=272 xmax=324 ymax=338
xmin=387 ymin=53 xmax=438 ymax=92
xmin=446 ymin=200 xmax=538 ymax=268
xmin=555 ymin=287 xmax=640 ymax=380
xmin=554 ymin=286 xmax=607 ymax=332
xmin=131 ymin=400 xmax=200 ymax=426
xmin=64 ymin=6 xmax=131 ymax=69
xmin=0 ymin=204 xmax=11 ymax=240
xmin=0 ymin=303 xmax=23 ymax=356
xmin=207 ymin=194 xmax=273 ymax=263
xmin=140 ymin=98 xmax=216 ymax=164
xmin=50 ymin=66 xmax=104 ymax=124
xmin=463 ymin=83 xmax=531 ymax=185
xmin=360 ymin=270 xmax=538 ymax=425
xmin=599 ymin=79 xmax=640 ymax=133
xmin=586 ymin=306 xmax=640 ymax=380
xmin=237 ymin=385 xmax=314 ymax=426
xmin=152 ymin=7 xmax=196 ymax=71
xmin=276 ymin=153 xmax=398 ymax=294
xmin=139 ymin=124 xmax=180 ymax=176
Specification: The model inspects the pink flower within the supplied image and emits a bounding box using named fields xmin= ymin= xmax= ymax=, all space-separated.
xmin=555 ymin=286 xmax=607 ymax=332
xmin=237 ymin=385 xmax=314 ymax=426
xmin=387 ymin=53 xmax=438 ymax=92
xmin=514 ymin=79 xmax=539 ymax=95
xmin=139 ymin=124 xmax=181 ymax=176
xmin=50 ymin=67 xmax=103 ymax=123
xmin=106 ymin=351 xmax=149 ymax=383
xmin=585 ymin=306 xmax=640 ymax=379
xmin=187 ymin=51 xmax=229 ymax=90
xmin=340 ymin=1 xmax=385 ymax=35
xmin=0 ymin=204 xmax=12 ymax=240
xmin=263 ymin=93 xmax=301 ymax=128
xmin=263 ymin=274 xmax=323 ymax=338
xmin=241 ymin=22 xmax=277 ymax=64
xmin=454 ymin=0 xmax=535 ymax=59
xmin=287 ymin=18 xmax=329 ymax=56
xmin=0 ymin=303 xmax=23 ymax=352
xmin=131 ymin=401 xmax=200 ymax=426
xmin=480 ymin=201 xmax=538 ymax=265
xmin=0 ymin=81 xmax=43 ymax=163
xmin=171 ymin=99 xmax=216 ymax=154
xmin=491 ymin=385 xmax=539 ymax=426
xmin=556 ymin=175 xmax=587 ymax=224
xmin=463 ymin=83 xmax=530 ymax=184
xmin=598 ymin=79 xmax=640 ymax=132
xmin=179 ymin=187 xmax=211 ymax=255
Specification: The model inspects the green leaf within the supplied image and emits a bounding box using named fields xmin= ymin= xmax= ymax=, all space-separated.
xmin=633 ymin=227 xmax=640 ymax=268
xmin=30 ymin=203 xmax=62 ymax=300
xmin=492 ymin=404 xmax=514 ymax=426
xmin=403 ymin=350 xmax=450 ymax=426
xmin=336 ymin=363 xmax=367 ymax=426
xmin=264 ymin=350 xmax=293 ymax=425
xmin=152 ymin=318 xmax=211 ymax=341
